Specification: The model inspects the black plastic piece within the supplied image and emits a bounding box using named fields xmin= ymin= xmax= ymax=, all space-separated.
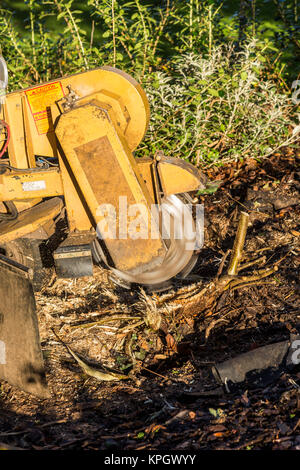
xmin=54 ymin=233 xmax=94 ymax=278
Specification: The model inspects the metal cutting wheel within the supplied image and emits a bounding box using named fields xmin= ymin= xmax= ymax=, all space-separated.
xmin=92 ymin=194 xmax=199 ymax=292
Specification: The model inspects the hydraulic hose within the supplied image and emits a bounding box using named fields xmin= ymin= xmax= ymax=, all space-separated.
xmin=0 ymin=200 xmax=18 ymax=221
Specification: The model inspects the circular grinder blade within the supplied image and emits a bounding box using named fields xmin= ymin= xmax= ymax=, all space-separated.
xmin=92 ymin=195 xmax=198 ymax=291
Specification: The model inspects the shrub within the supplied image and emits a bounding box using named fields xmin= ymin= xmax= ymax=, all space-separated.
xmin=140 ymin=41 xmax=299 ymax=165
xmin=0 ymin=1 xmax=298 ymax=166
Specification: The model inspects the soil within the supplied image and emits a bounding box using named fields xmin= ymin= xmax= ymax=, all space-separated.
xmin=0 ymin=151 xmax=299 ymax=451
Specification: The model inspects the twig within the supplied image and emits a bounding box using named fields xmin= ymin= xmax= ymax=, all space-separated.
xmin=134 ymin=0 xmax=148 ymax=79
xmin=140 ymin=365 xmax=169 ymax=382
xmin=230 ymin=280 xmax=276 ymax=292
xmin=111 ymin=0 xmax=116 ymax=67
xmin=90 ymin=20 xmax=95 ymax=49
xmin=3 ymin=15 xmax=40 ymax=82
xmin=204 ymin=318 xmax=228 ymax=342
xmin=70 ymin=315 xmax=141 ymax=329
xmin=237 ymin=255 xmax=267 ymax=272
xmin=216 ymin=249 xmax=230 ymax=279
xmin=53 ymin=0 xmax=88 ymax=69
xmin=226 ymin=192 xmax=270 ymax=216
xmin=224 ymin=266 xmax=279 ymax=290
xmin=151 ymin=0 xmax=171 ymax=58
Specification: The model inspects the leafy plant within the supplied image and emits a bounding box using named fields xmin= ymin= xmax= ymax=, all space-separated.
xmin=140 ymin=40 xmax=299 ymax=165
xmin=0 ymin=1 xmax=298 ymax=166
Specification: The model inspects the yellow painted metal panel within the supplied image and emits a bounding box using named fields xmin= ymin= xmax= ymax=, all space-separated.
xmin=3 ymin=96 xmax=28 ymax=168
xmin=57 ymin=148 xmax=93 ymax=232
xmin=4 ymin=66 xmax=149 ymax=164
xmin=0 ymin=168 xmax=63 ymax=200
xmin=55 ymin=102 xmax=165 ymax=273
xmin=0 ymin=197 xmax=63 ymax=243
xmin=137 ymin=157 xmax=206 ymax=197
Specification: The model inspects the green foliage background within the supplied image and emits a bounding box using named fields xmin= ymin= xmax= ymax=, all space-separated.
xmin=0 ymin=0 xmax=299 ymax=165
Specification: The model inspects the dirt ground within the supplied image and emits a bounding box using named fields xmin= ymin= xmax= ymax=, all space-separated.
xmin=0 ymin=151 xmax=299 ymax=451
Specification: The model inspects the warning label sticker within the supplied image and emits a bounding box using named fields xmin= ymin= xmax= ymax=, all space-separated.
xmin=25 ymin=81 xmax=64 ymax=135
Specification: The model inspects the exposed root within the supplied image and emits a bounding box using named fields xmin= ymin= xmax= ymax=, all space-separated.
xmin=164 ymin=211 xmax=281 ymax=318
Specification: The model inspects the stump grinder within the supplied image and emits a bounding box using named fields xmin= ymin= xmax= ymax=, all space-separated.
xmin=0 ymin=57 xmax=207 ymax=397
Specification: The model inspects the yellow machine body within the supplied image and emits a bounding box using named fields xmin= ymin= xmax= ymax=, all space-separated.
xmin=0 ymin=64 xmax=207 ymax=397
xmin=0 ymin=66 xmax=205 ymax=274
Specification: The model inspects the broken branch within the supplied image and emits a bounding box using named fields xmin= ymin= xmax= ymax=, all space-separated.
xmin=227 ymin=211 xmax=249 ymax=276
